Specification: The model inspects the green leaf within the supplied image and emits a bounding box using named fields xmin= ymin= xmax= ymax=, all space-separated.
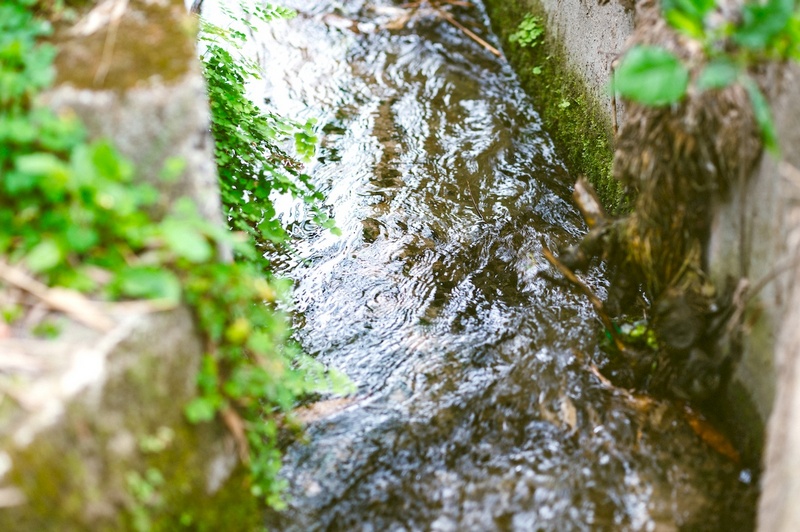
xmin=4 ymin=170 xmax=39 ymax=193
xmin=91 ymin=141 xmax=131 ymax=181
xmin=664 ymin=9 xmax=706 ymax=39
xmin=25 ymin=239 xmax=62 ymax=272
xmin=115 ymin=267 xmax=182 ymax=301
xmin=65 ymin=226 xmax=99 ymax=253
xmin=734 ymin=0 xmax=795 ymax=50
xmin=161 ymin=221 xmax=213 ymax=263
xmin=614 ymin=46 xmax=689 ymax=106
xmin=662 ymin=0 xmax=716 ymax=20
xmin=697 ymin=59 xmax=739 ymax=90
xmin=662 ymin=0 xmax=715 ymax=38
xmin=185 ymin=396 xmax=219 ymax=423
xmin=743 ymin=76 xmax=779 ymax=154
xmin=15 ymin=152 xmax=65 ymax=178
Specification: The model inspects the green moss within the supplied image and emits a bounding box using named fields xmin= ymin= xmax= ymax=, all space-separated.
xmin=483 ymin=0 xmax=629 ymax=213
xmin=0 ymin=402 xmax=261 ymax=531
xmin=717 ymin=379 xmax=765 ymax=467
xmin=127 ymin=424 xmax=262 ymax=532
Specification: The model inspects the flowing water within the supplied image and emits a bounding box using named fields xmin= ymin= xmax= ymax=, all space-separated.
xmin=233 ymin=1 xmax=757 ymax=529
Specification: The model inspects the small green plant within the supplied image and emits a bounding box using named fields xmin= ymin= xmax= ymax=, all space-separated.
xmin=613 ymin=0 xmax=800 ymax=152
xmin=194 ymin=2 xmax=353 ymax=505
xmin=509 ymin=14 xmax=544 ymax=49
xmin=138 ymin=427 xmax=175 ymax=454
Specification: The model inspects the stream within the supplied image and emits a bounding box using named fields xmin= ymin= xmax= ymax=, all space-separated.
xmin=234 ymin=1 xmax=757 ymax=529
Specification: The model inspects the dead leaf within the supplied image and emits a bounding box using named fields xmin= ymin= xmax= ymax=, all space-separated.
xmin=294 ymin=397 xmax=358 ymax=424
xmin=322 ymin=13 xmax=360 ymax=32
xmin=683 ymin=403 xmax=740 ymax=463
xmin=382 ymin=12 xmax=413 ymax=31
xmin=560 ymin=396 xmax=577 ymax=431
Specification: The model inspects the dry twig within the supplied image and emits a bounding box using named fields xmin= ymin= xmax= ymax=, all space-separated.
xmin=221 ymin=407 xmax=251 ymax=464
xmin=541 ymin=243 xmax=627 ymax=352
xmin=435 ymin=7 xmax=502 ymax=57
xmin=0 ymin=261 xmax=115 ymax=332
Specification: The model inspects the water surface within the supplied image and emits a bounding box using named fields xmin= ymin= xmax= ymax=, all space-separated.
xmin=239 ymin=1 xmax=756 ymax=529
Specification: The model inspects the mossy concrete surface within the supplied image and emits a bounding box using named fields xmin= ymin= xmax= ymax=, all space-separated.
xmin=710 ymin=62 xmax=800 ymax=532
xmin=482 ymin=0 xmax=633 ymax=212
xmin=0 ymin=307 xmax=260 ymax=531
xmin=44 ymin=0 xmax=226 ymax=230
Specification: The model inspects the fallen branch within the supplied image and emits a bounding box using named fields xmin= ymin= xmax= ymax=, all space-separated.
xmin=0 ymin=260 xmax=115 ymax=332
xmin=221 ymin=407 xmax=250 ymax=464
xmin=541 ymin=243 xmax=627 ymax=352
xmin=436 ymin=8 xmax=502 ymax=57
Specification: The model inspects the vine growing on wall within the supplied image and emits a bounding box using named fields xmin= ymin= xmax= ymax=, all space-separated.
xmin=199 ymin=2 xmax=339 ymax=253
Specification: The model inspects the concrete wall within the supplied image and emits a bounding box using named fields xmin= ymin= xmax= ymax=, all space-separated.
xmin=535 ymin=0 xmax=633 ymax=123
xmin=740 ymin=64 xmax=800 ymax=532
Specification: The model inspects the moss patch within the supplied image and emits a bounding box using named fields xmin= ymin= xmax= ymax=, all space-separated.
xmin=52 ymin=0 xmax=196 ymax=91
xmin=483 ymin=0 xmax=628 ymax=213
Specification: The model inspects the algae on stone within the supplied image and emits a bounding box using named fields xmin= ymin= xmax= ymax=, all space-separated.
xmin=483 ymin=0 xmax=626 ymax=212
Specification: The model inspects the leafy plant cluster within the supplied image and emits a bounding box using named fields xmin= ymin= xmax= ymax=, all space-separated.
xmin=1 ymin=0 xmax=346 ymax=512
xmin=509 ymin=14 xmax=543 ymax=49
xmin=199 ymin=2 xmax=339 ymax=249
xmin=613 ymin=0 xmax=800 ymax=151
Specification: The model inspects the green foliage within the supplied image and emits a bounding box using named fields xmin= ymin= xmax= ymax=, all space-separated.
xmin=182 ymin=260 xmax=350 ymax=507
xmin=199 ymin=4 xmax=338 ymax=250
xmin=734 ymin=0 xmax=799 ymax=53
xmin=619 ymin=320 xmax=659 ymax=350
xmin=662 ymin=0 xmax=716 ymax=39
xmin=509 ymin=15 xmax=543 ymax=49
xmin=0 ymin=0 xmax=55 ymax=107
xmin=613 ymin=0 xmax=800 ymax=152
xmin=191 ymin=4 xmax=352 ymax=504
xmin=613 ymin=46 xmax=689 ymax=106
xmin=2 ymin=0 xmax=350 ymax=514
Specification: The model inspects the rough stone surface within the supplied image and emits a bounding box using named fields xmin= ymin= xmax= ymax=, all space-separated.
xmin=737 ymin=63 xmax=800 ymax=532
xmin=0 ymin=307 xmax=255 ymax=530
xmin=44 ymin=0 xmax=225 ymax=228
